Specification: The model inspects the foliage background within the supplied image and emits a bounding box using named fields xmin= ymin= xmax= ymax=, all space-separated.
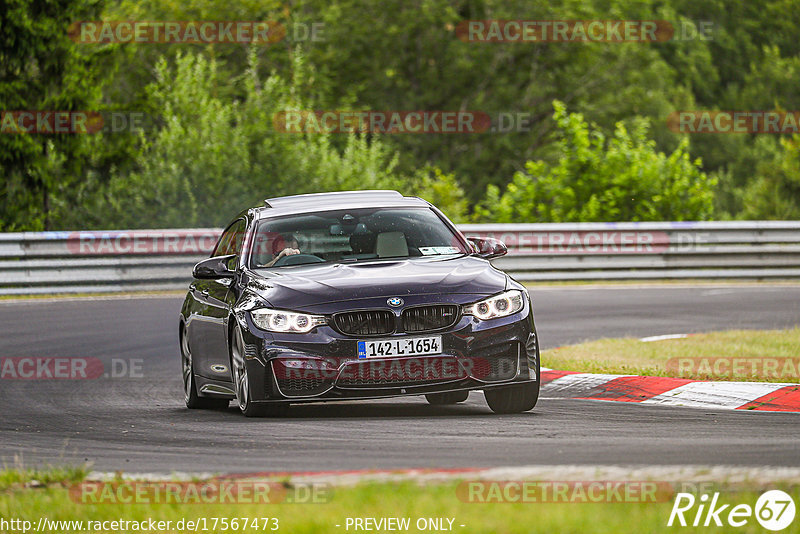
xmin=1 ymin=0 xmax=799 ymax=229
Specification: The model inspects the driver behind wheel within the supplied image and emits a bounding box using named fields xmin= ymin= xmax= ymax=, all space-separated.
xmin=262 ymin=234 xmax=301 ymax=267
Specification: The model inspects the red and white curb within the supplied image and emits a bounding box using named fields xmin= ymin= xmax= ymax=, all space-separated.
xmin=541 ymin=369 xmax=800 ymax=412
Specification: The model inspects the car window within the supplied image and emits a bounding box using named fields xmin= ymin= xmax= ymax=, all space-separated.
xmin=213 ymin=219 xmax=246 ymax=257
xmin=250 ymin=208 xmax=468 ymax=268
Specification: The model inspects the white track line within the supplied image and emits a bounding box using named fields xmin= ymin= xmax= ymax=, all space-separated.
xmin=639 ymin=333 xmax=689 ymax=342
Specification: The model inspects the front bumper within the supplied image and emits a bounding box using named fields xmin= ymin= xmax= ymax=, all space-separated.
xmin=225 ymin=304 xmax=539 ymax=404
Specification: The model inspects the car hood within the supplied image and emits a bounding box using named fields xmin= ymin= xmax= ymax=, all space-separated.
xmin=246 ymin=255 xmax=507 ymax=310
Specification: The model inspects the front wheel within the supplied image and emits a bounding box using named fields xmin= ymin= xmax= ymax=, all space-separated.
xmin=484 ymin=380 xmax=539 ymax=414
xmin=181 ymin=324 xmax=229 ymax=410
xmin=231 ymin=324 xmax=288 ymax=418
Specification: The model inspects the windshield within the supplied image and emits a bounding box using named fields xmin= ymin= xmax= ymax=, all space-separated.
xmin=249 ymin=207 xmax=468 ymax=268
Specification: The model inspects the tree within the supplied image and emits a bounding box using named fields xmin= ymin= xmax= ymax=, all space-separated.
xmin=408 ymin=166 xmax=468 ymax=223
xmin=0 ymin=0 xmax=108 ymax=230
xmin=300 ymin=0 xmax=691 ymax=204
xmin=92 ymin=50 xmax=404 ymax=228
xmin=740 ymin=136 xmax=800 ymax=219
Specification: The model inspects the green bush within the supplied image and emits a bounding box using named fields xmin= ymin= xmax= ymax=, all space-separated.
xmin=475 ymin=101 xmax=716 ymax=223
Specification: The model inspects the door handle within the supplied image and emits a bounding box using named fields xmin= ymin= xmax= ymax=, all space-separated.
xmin=189 ymin=284 xmax=196 ymax=292
xmin=201 ymin=289 xmax=209 ymax=297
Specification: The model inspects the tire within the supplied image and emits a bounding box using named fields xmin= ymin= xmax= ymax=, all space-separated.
xmin=231 ymin=324 xmax=289 ymax=418
xmin=181 ymin=323 xmax=229 ymax=410
xmin=484 ymin=380 xmax=539 ymax=414
xmin=425 ymin=390 xmax=469 ymax=405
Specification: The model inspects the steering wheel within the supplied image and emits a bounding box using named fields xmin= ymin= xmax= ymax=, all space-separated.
xmin=272 ymin=253 xmax=325 ymax=267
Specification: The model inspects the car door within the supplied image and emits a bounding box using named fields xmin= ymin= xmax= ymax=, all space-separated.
xmin=188 ymin=218 xmax=246 ymax=379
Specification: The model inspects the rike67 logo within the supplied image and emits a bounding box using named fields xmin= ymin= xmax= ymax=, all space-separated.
xmin=668 ymin=490 xmax=796 ymax=531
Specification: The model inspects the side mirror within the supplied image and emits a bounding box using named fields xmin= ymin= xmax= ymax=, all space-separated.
xmin=467 ymin=237 xmax=508 ymax=260
xmin=193 ymin=254 xmax=236 ymax=279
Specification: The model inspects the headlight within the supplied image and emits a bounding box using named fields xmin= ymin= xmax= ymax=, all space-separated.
xmin=463 ymin=290 xmax=524 ymax=320
xmin=250 ymin=308 xmax=327 ymax=333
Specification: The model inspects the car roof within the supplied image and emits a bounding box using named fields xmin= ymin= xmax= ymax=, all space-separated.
xmin=254 ymin=190 xmax=431 ymax=219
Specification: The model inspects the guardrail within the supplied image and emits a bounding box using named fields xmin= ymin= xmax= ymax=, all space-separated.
xmin=1 ymin=221 xmax=799 ymax=295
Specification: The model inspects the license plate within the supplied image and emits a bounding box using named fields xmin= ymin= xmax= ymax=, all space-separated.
xmin=357 ymin=336 xmax=442 ymax=359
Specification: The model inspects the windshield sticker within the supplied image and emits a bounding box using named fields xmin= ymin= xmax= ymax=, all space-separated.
xmin=419 ymin=246 xmax=461 ymax=255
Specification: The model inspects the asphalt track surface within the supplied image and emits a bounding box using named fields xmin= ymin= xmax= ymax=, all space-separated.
xmin=1 ymin=284 xmax=799 ymax=473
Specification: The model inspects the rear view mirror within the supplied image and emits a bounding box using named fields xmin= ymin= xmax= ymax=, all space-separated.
xmin=331 ymin=222 xmax=367 ymax=236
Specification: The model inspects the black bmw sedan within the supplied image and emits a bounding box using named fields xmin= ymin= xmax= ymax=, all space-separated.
xmin=179 ymin=190 xmax=540 ymax=417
